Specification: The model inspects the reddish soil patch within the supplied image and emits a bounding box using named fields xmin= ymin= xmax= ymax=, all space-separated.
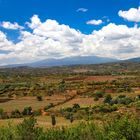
xmin=85 ymin=76 xmax=120 ymax=82
xmin=64 ymin=77 xmax=85 ymax=81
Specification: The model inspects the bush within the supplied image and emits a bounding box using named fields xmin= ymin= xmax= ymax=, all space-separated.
xmin=0 ymin=108 xmax=4 ymax=119
xmin=94 ymin=104 xmax=118 ymax=113
xmin=104 ymin=94 xmax=112 ymax=104
xmin=36 ymin=95 xmax=43 ymax=101
xmin=73 ymin=104 xmax=80 ymax=109
xmin=135 ymin=95 xmax=140 ymax=101
xmin=33 ymin=109 xmax=42 ymax=116
xmin=10 ymin=109 xmax=22 ymax=118
xmin=63 ymin=104 xmax=81 ymax=114
xmin=104 ymin=116 xmax=140 ymax=140
xmin=94 ymin=91 xmax=105 ymax=98
xmin=117 ymin=97 xmax=133 ymax=105
xmin=22 ymin=106 xmax=32 ymax=116
xmin=0 ymin=124 xmax=15 ymax=140
xmin=111 ymin=96 xmax=133 ymax=105
xmin=94 ymin=96 xmax=99 ymax=101
xmin=17 ymin=117 xmax=43 ymax=140
xmin=59 ymin=79 xmax=66 ymax=93
xmin=134 ymin=101 xmax=140 ymax=111
xmin=118 ymin=95 xmax=126 ymax=98
xmin=0 ymin=108 xmax=9 ymax=119
xmin=64 ymin=107 xmax=73 ymax=113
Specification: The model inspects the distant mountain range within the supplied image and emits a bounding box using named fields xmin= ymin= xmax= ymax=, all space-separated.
xmin=1 ymin=56 xmax=117 ymax=68
xmin=126 ymin=57 xmax=140 ymax=62
xmin=28 ymin=56 xmax=118 ymax=67
xmin=1 ymin=56 xmax=140 ymax=68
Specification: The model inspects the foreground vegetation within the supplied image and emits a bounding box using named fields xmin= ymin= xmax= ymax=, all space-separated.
xmin=0 ymin=62 xmax=140 ymax=139
xmin=0 ymin=115 xmax=140 ymax=140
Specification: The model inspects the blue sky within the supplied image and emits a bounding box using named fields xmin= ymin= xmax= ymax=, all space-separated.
xmin=0 ymin=0 xmax=140 ymax=65
xmin=0 ymin=0 xmax=139 ymax=33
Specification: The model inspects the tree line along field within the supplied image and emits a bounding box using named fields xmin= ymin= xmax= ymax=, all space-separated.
xmin=0 ymin=62 xmax=140 ymax=139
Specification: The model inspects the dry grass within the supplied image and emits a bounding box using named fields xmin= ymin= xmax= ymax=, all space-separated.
xmin=0 ymin=95 xmax=66 ymax=112
xmin=51 ymin=97 xmax=102 ymax=111
xmin=0 ymin=115 xmax=80 ymax=128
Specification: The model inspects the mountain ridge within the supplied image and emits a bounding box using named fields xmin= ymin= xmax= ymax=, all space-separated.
xmin=1 ymin=56 xmax=140 ymax=68
xmin=1 ymin=56 xmax=117 ymax=68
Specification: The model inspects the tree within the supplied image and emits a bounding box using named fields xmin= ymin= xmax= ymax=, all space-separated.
xmin=22 ymin=106 xmax=32 ymax=116
xmin=51 ymin=114 xmax=56 ymax=126
xmin=72 ymin=104 xmax=81 ymax=113
xmin=73 ymin=104 xmax=80 ymax=110
xmin=104 ymin=94 xmax=112 ymax=104
xmin=59 ymin=80 xmax=66 ymax=93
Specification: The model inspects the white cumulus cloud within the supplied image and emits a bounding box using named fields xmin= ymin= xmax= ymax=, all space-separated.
xmin=86 ymin=19 xmax=103 ymax=25
xmin=26 ymin=15 xmax=41 ymax=29
xmin=0 ymin=21 xmax=24 ymax=30
xmin=0 ymin=15 xmax=140 ymax=65
xmin=118 ymin=7 xmax=140 ymax=22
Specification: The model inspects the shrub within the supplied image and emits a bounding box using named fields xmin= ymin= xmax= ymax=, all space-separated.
xmin=110 ymin=98 xmax=118 ymax=105
xmin=104 ymin=116 xmax=140 ymax=140
xmin=0 ymin=109 xmax=9 ymax=119
xmin=65 ymin=107 xmax=73 ymax=113
xmin=117 ymin=97 xmax=133 ymax=105
xmin=59 ymin=79 xmax=66 ymax=93
xmin=94 ymin=91 xmax=105 ymax=98
xmin=36 ymin=95 xmax=43 ymax=101
xmin=104 ymin=94 xmax=112 ymax=104
xmin=16 ymin=117 xmax=41 ymax=140
xmin=33 ymin=109 xmax=42 ymax=116
xmin=22 ymin=106 xmax=32 ymax=116
xmin=94 ymin=96 xmax=99 ymax=101
xmin=0 ymin=108 xmax=4 ymax=119
xmin=73 ymin=104 xmax=80 ymax=112
xmin=134 ymin=101 xmax=140 ymax=111
xmin=94 ymin=104 xmax=118 ymax=113
xmin=0 ymin=124 xmax=15 ymax=140
xmin=118 ymin=95 xmax=126 ymax=98
xmin=10 ymin=109 xmax=22 ymax=118
xmin=64 ymin=112 xmax=73 ymax=120
xmin=111 ymin=96 xmax=133 ymax=105
xmin=135 ymin=95 xmax=140 ymax=101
